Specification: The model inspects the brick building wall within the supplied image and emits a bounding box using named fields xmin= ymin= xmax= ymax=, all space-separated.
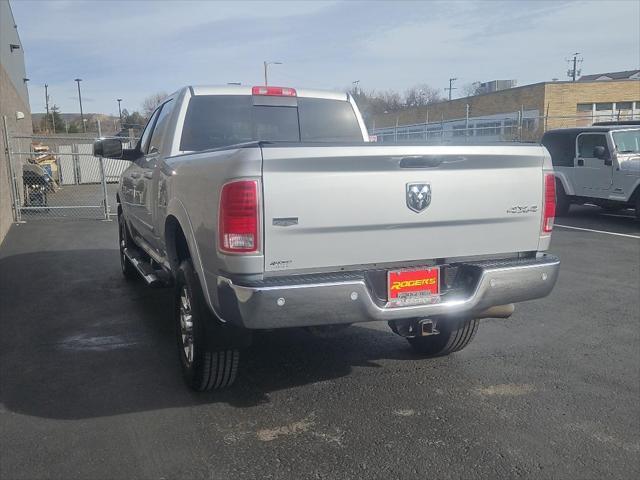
xmin=1 ymin=0 xmax=32 ymax=246
xmin=544 ymin=80 xmax=640 ymax=129
xmin=372 ymin=80 xmax=640 ymax=131
xmin=373 ymin=83 xmax=547 ymax=129
xmin=0 ymin=65 xmax=33 ymax=244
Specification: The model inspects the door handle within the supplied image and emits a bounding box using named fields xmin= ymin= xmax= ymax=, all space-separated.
xmin=130 ymin=172 xmax=141 ymax=179
xmin=143 ymin=171 xmax=153 ymax=179
xmin=577 ymin=159 xmax=584 ymax=166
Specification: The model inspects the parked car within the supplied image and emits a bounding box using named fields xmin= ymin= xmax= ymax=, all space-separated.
xmin=94 ymin=85 xmax=560 ymax=391
xmin=541 ymin=126 xmax=640 ymax=218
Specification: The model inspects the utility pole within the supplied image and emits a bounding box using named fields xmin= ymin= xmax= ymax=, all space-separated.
xmin=445 ymin=77 xmax=457 ymax=101
xmin=567 ymin=52 xmax=582 ymax=82
xmin=117 ymin=98 xmax=123 ymax=126
xmin=263 ymin=61 xmax=282 ymax=86
xmin=44 ymin=84 xmax=50 ymax=133
xmin=74 ymin=78 xmax=85 ymax=132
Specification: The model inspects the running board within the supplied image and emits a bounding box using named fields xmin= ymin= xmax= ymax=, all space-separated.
xmin=124 ymin=247 xmax=171 ymax=287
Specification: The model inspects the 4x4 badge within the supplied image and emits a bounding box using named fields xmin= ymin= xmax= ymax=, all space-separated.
xmin=406 ymin=183 xmax=431 ymax=213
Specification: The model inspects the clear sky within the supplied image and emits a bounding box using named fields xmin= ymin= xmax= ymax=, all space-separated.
xmin=11 ymin=0 xmax=640 ymax=116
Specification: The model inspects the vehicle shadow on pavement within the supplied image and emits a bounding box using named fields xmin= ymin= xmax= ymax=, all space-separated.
xmin=0 ymin=249 xmax=421 ymax=420
xmin=558 ymin=205 xmax=640 ymax=234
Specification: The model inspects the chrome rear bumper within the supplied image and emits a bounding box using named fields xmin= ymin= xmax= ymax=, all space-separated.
xmin=216 ymin=254 xmax=560 ymax=329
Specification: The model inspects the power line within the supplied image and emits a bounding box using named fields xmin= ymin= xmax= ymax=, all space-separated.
xmin=445 ymin=77 xmax=457 ymax=101
xmin=567 ymin=52 xmax=583 ymax=82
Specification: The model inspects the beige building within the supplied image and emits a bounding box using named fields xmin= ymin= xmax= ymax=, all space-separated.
xmin=372 ymin=78 xmax=640 ymax=143
xmin=0 ymin=0 xmax=32 ymax=244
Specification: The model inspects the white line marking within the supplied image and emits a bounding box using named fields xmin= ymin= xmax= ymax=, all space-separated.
xmin=555 ymin=224 xmax=640 ymax=239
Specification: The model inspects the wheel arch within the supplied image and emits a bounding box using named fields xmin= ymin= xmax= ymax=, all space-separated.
xmin=163 ymin=198 xmax=223 ymax=321
xmin=628 ymin=181 xmax=640 ymax=203
xmin=552 ymin=171 xmax=574 ymax=196
xmin=165 ymin=214 xmax=191 ymax=273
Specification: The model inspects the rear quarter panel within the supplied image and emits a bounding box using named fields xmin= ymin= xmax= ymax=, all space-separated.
xmin=163 ymin=146 xmax=263 ymax=313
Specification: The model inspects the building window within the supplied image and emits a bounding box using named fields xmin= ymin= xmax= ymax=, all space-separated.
xmin=452 ymin=125 xmax=467 ymax=137
xmin=426 ymin=127 xmax=442 ymax=138
xmin=577 ymin=103 xmax=592 ymax=112
xmin=595 ymin=103 xmax=613 ymax=111
xmin=476 ymin=122 xmax=501 ymax=136
xmin=503 ymin=119 xmax=516 ymax=135
xmin=616 ymin=102 xmax=633 ymax=110
xmin=522 ymin=118 xmax=537 ymax=131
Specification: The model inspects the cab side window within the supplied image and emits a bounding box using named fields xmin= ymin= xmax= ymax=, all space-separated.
xmin=148 ymin=100 xmax=174 ymax=155
xmin=577 ymin=134 xmax=609 ymax=158
xmin=137 ymin=107 xmax=161 ymax=156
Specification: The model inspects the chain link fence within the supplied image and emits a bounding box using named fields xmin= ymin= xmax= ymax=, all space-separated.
xmin=371 ymin=111 xmax=639 ymax=144
xmin=2 ymin=116 xmax=136 ymax=221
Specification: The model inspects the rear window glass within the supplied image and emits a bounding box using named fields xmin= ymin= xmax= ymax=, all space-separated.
xmin=180 ymin=94 xmax=363 ymax=151
xmin=298 ymin=97 xmax=363 ymax=142
xmin=542 ymin=132 xmax=576 ymax=167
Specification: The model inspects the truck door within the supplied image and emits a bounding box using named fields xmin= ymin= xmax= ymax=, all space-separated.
xmin=122 ymin=107 xmax=160 ymax=238
xmin=141 ymin=99 xmax=174 ymax=247
xmin=574 ymin=132 xmax=613 ymax=195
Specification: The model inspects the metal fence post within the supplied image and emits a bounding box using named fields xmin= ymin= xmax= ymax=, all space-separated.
xmin=2 ymin=115 xmax=23 ymax=223
xmin=98 ymin=155 xmax=110 ymax=221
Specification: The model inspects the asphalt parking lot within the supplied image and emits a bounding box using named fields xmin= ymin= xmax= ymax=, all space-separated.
xmin=1 ymin=206 xmax=638 ymax=480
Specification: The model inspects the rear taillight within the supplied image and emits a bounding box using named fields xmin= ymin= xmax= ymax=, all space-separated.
xmin=543 ymin=174 xmax=556 ymax=233
xmin=251 ymin=86 xmax=297 ymax=97
xmin=219 ymin=180 xmax=259 ymax=253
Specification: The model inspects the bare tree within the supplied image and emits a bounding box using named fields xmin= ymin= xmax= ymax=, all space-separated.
xmin=461 ymin=82 xmax=482 ymax=97
xmin=404 ymin=84 xmax=443 ymax=107
xmin=348 ymin=83 xmax=443 ymax=125
xmin=141 ymin=92 xmax=168 ymax=118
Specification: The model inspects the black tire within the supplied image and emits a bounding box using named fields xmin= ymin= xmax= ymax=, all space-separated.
xmin=635 ymin=196 xmax=640 ymax=220
xmin=555 ymin=181 xmax=570 ymax=217
xmin=175 ymin=259 xmax=239 ymax=391
xmin=118 ymin=213 xmax=138 ymax=281
xmin=406 ymin=317 xmax=479 ymax=357
xmin=601 ymin=204 xmax=625 ymax=212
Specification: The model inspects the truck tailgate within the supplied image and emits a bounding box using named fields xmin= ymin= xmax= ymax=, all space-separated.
xmin=261 ymin=144 xmax=546 ymax=273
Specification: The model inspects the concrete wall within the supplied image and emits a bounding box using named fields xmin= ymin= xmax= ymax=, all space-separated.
xmin=1 ymin=0 xmax=32 ymax=246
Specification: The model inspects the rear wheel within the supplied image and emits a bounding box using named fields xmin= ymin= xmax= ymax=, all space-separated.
xmin=406 ymin=317 xmax=479 ymax=356
xmin=635 ymin=196 xmax=640 ymax=220
xmin=555 ymin=181 xmax=570 ymax=217
xmin=118 ymin=213 xmax=138 ymax=281
xmin=175 ymin=259 xmax=239 ymax=391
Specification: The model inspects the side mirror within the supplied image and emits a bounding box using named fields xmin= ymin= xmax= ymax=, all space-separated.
xmin=592 ymin=145 xmax=607 ymax=159
xmin=93 ymin=138 xmax=123 ymax=159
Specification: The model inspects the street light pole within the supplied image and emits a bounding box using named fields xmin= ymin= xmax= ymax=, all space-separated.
xmin=117 ymin=98 xmax=123 ymax=127
xmin=44 ymin=84 xmax=50 ymax=134
xmin=263 ymin=61 xmax=282 ymax=86
xmin=74 ymin=78 xmax=85 ymax=132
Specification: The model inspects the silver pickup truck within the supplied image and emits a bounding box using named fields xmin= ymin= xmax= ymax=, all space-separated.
xmin=94 ymin=85 xmax=560 ymax=391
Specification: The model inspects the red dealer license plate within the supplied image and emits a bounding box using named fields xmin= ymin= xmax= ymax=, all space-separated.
xmin=387 ymin=267 xmax=440 ymax=305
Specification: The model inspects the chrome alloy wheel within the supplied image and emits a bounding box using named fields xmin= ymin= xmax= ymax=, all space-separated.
xmin=179 ymin=286 xmax=194 ymax=365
